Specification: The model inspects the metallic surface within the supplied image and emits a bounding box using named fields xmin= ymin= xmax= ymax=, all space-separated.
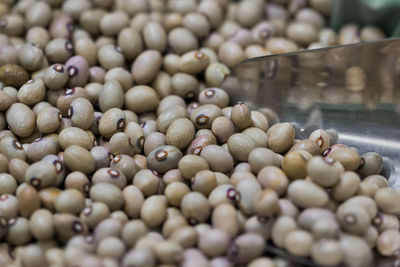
xmin=223 ymin=38 xmax=400 ymax=266
xmin=222 ymin=38 xmax=400 ymax=186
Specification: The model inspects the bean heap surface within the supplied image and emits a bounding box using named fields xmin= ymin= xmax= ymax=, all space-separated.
xmin=0 ymin=0 xmax=395 ymax=266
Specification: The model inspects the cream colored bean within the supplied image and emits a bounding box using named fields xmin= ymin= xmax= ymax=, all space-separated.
xmin=131 ymin=50 xmax=162 ymax=84
xmin=287 ymin=180 xmax=328 ymax=208
xmin=140 ymin=195 xmax=167 ymax=228
xmin=375 ymin=188 xmax=400 ymax=215
xmin=6 ymin=103 xmax=36 ymax=138
xmin=166 ymin=118 xmax=195 ymax=150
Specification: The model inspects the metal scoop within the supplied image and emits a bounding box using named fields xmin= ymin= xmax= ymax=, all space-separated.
xmin=222 ymin=38 xmax=400 ymax=266
xmin=222 ymin=38 xmax=400 ymax=188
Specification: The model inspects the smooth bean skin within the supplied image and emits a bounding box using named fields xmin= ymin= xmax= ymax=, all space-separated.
xmin=0 ymin=64 xmax=29 ymax=88
xmin=228 ymin=233 xmax=265 ymax=264
xmin=324 ymin=145 xmax=361 ymax=171
xmin=218 ymin=42 xmax=245 ymax=68
xmin=147 ymin=145 xmax=182 ymax=174
xmin=227 ymin=133 xmax=257 ymax=162
xmin=140 ymin=195 xmax=167 ymax=228
xmin=125 ymin=85 xmax=160 ymax=113
xmin=236 ymin=177 xmax=261 ymax=215
xmin=181 ymin=192 xmax=210 ymax=225
xmin=289 ymin=139 xmax=321 ymax=156
xmin=231 ymin=102 xmax=251 ymax=129
xmin=6 ymin=103 xmax=36 ymax=137
xmin=358 ymin=152 xmax=384 ymax=178
xmin=68 ymin=98 xmax=94 ymax=130
xmin=65 ymin=56 xmax=90 ymax=87
xmin=98 ymin=80 xmax=125 ymax=112
xmin=64 ymin=145 xmax=95 ymax=175
xmin=282 ymin=150 xmax=312 ymax=180
xmin=332 ymin=172 xmax=361 ymax=202
xmin=339 ymin=234 xmax=373 ymax=267
xmin=249 ymin=148 xmax=281 ymax=174
xmin=118 ymin=27 xmax=143 ymax=61
xmin=143 ymin=22 xmax=167 ymax=52
xmin=199 ymin=145 xmax=233 ymax=173
xmin=178 ymin=154 xmax=209 ymax=180
xmin=311 ymin=239 xmax=343 ymax=266
xmin=257 ymin=166 xmax=289 ymax=196
xmin=307 ymin=156 xmax=343 ymax=187
xmin=98 ymin=45 xmax=125 ymax=70
xmin=287 ymin=180 xmax=329 ymax=208
xmin=284 ymin=230 xmax=314 ymax=257
xmin=375 ymin=188 xmax=400 ymax=215
xmin=98 ymin=108 xmax=126 ymax=138
xmin=29 ymin=209 xmax=54 ymax=241
xmin=166 ymin=118 xmax=195 ymax=150
xmin=168 ymin=27 xmax=199 ymax=55
xmin=267 ymin=123 xmax=295 ymax=153
xmin=180 ymin=50 xmax=209 ymax=75
xmin=18 ymin=43 xmax=44 ymax=71
xmin=90 ymin=183 xmax=124 ymax=211
xmin=131 ymin=50 xmax=162 ymax=84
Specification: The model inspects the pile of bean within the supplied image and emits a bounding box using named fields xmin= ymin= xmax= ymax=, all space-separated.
xmin=0 ymin=0 xmax=397 ymax=266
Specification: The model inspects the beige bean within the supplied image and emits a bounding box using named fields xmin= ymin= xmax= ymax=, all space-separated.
xmin=99 ymin=80 xmax=125 ymax=112
xmin=90 ymin=183 xmax=124 ymax=211
xmin=178 ymin=155 xmax=209 ymax=180
xmin=266 ymin=37 xmax=299 ymax=54
xmin=218 ymin=42 xmax=245 ymax=68
xmin=6 ymin=103 xmax=36 ymax=137
xmin=307 ymin=156 xmax=343 ymax=187
xmin=17 ymin=79 xmax=46 ymax=106
xmin=267 ymin=123 xmax=295 ymax=153
xmin=168 ymin=27 xmax=198 ymax=55
xmin=17 ymin=184 xmax=40 ymax=218
xmin=179 ymin=50 xmax=209 ymax=75
xmin=343 ymin=196 xmax=378 ymax=219
xmin=289 ymin=139 xmax=321 ymax=155
xmin=227 ymin=133 xmax=257 ymax=162
xmin=181 ymin=192 xmax=210 ymax=225
xmin=332 ymin=171 xmax=361 ymax=201
xmin=339 ymin=234 xmax=373 ymax=267
xmin=131 ymin=50 xmax=162 ymax=84
xmin=287 ymin=180 xmax=328 ymax=208
xmin=99 ymin=108 xmax=126 ymax=138
xmin=64 ymin=145 xmax=95 ymax=175
xmin=191 ymin=170 xmax=217 ymax=197
xmin=286 ymin=22 xmax=318 ymax=45
xmin=118 ymin=27 xmax=143 ymax=61
xmin=336 ymin=203 xmax=371 ymax=235
xmin=125 ymin=85 xmax=160 ymax=113
xmin=375 ymin=188 xmax=400 ymax=215
xmin=324 ymin=145 xmax=361 ymax=171
xmin=80 ymin=202 xmax=110 ymax=230
xmin=155 ymin=240 xmax=183 ymax=264
xmin=254 ymin=189 xmax=279 ymax=218
xmin=228 ymin=233 xmax=265 ymax=264
xmin=55 ymin=189 xmax=85 ymax=215
xmin=25 ymin=161 xmax=57 ymax=189
xmin=284 ymin=230 xmax=314 ymax=257
xmin=257 ymin=166 xmax=288 ymax=195
xmin=236 ymin=177 xmax=261 ymax=215
xmin=140 ymin=195 xmax=167 ymax=228
xmin=311 ymin=239 xmax=343 ymax=266
xmin=29 ymin=209 xmax=55 ymax=241
xmin=143 ymin=22 xmax=167 ymax=52
xmin=198 ymin=228 xmax=229 ymax=257
xmin=297 ymin=208 xmax=336 ymax=231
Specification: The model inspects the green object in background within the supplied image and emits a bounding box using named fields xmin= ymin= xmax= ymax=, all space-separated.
xmin=330 ymin=0 xmax=400 ymax=37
